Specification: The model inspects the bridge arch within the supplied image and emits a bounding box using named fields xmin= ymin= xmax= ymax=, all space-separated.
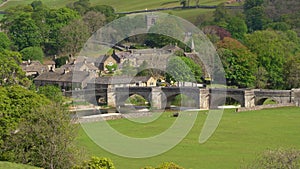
xmin=165 ymin=93 xmax=198 ymax=108
xmin=213 ymin=96 xmax=243 ymax=108
xmin=255 ymin=97 xmax=278 ymax=105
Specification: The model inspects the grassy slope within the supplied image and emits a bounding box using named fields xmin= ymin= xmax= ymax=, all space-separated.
xmin=76 ymin=107 xmax=300 ymax=169
xmin=0 ymin=161 xmax=40 ymax=169
xmin=0 ymin=0 xmax=228 ymax=24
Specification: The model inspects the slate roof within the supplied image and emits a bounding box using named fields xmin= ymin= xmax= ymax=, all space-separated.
xmin=34 ymin=68 xmax=91 ymax=83
xmin=92 ymin=76 xmax=153 ymax=85
xmin=21 ymin=61 xmax=48 ymax=74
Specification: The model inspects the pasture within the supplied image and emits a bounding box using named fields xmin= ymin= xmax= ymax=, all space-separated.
xmin=76 ymin=107 xmax=300 ymax=169
xmin=0 ymin=0 xmax=229 ymax=24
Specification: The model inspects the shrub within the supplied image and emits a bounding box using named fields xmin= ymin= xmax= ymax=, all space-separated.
xmin=141 ymin=162 xmax=184 ymax=169
xmin=243 ymin=148 xmax=300 ymax=169
xmin=74 ymin=156 xmax=115 ymax=169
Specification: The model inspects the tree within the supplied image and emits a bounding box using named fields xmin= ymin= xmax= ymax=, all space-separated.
xmin=83 ymin=11 xmax=106 ymax=34
xmin=226 ymin=17 xmax=248 ymax=42
xmin=166 ymin=56 xmax=194 ymax=86
xmin=245 ymin=30 xmax=298 ymax=89
xmin=179 ymin=0 xmax=187 ymax=8
xmin=44 ymin=7 xmax=79 ymax=55
xmin=245 ymin=6 xmax=268 ymax=32
xmin=89 ymin=5 xmax=117 ymax=22
xmin=244 ymin=0 xmax=268 ymax=32
xmin=137 ymin=60 xmax=150 ymax=76
xmin=217 ymin=37 xmax=257 ymax=88
xmin=20 ymin=46 xmax=44 ymax=63
xmin=8 ymin=13 xmax=42 ymax=50
xmin=0 ymin=86 xmax=49 ymax=160
xmin=55 ymin=56 xmax=69 ymax=68
xmin=121 ymin=60 xmax=137 ymax=76
xmin=37 ymin=85 xmax=63 ymax=104
xmin=213 ymin=3 xmax=229 ymax=28
xmin=3 ymin=103 xmax=80 ymax=169
xmin=58 ymin=19 xmax=89 ymax=55
xmin=0 ymin=50 xmax=30 ymax=87
xmin=284 ymin=55 xmax=300 ymax=89
xmin=244 ymin=0 xmax=264 ymax=10
xmin=0 ymin=32 xmax=11 ymax=50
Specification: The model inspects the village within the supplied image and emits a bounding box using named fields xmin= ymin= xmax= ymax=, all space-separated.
xmin=22 ymin=44 xmax=207 ymax=92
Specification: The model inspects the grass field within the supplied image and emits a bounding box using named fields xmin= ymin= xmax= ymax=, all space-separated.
xmin=0 ymin=0 xmax=228 ymax=23
xmin=0 ymin=0 xmax=228 ymax=11
xmin=0 ymin=161 xmax=40 ymax=169
xmin=76 ymin=107 xmax=300 ymax=169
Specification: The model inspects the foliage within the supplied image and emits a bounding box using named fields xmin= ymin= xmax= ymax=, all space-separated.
xmin=37 ymin=85 xmax=63 ymax=104
xmin=67 ymin=0 xmax=91 ymax=15
xmin=0 ymin=32 xmax=11 ymax=50
xmin=105 ymin=63 xmax=117 ymax=73
xmin=58 ymin=18 xmax=89 ymax=55
xmin=55 ymin=56 xmax=69 ymax=68
xmin=0 ymin=50 xmax=30 ymax=86
xmin=121 ymin=60 xmax=137 ymax=76
xmin=125 ymin=94 xmax=148 ymax=106
xmin=166 ymin=56 xmax=194 ymax=85
xmin=2 ymin=103 xmax=80 ymax=169
xmin=6 ymin=12 xmax=42 ymax=50
xmin=20 ymin=46 xmax=44 ymax=63
xmin=83 ymin=11 xmax=106 ymax=34
xmin=213 ymin=3 xmax=229 ymax=28
xmin=0 ymin=86 xmax=49 ymax=159
xmin=202 ymin=25 xmax=231 ymax=43
xmin=137 ymin=60 xmax=150 ymax=76
xmin=74 ymin=156 xmax=115 ymax=169
xmin=244 ymin=0 xmax=268 ymax=32
xmin=141 ymin=162 xmax=184 ymax=169
xmin=243 ymin=148 xmax=300 ymax=169
xmin=217 ymin=37 xmax=257 ymax=88
xmin=226 ymin=17 xmax=247 ymax=42
xmin=245 ymin=30 xmax=299 ymax=89
xmin=284 ymin=54 xmax=300 ymax=89
xmin=89 ymin=5 xmax=117 ymax=22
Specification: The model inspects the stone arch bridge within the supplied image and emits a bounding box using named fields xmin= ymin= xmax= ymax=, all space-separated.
xmin=68 ymin=87 xmax=300 ymax=109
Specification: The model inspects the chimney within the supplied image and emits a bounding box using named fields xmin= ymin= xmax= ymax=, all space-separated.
xmin=63 ymin=68 xmax=70 ymax=74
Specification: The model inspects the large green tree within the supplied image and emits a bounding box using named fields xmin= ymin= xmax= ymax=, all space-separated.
xmin=58 ymin=19 xmax=89 ymax=55
xmin=20 ymin=46 xmax=44 ymax=63
xmin=0 ymin=86 xmax=80 ymax=169
xmin=245 ymin=30 xmax=299 ymax=89
xmin=0 ymin=50 xmax=29 ymax=86
xmin=217 ymin=37 xmax=257 ymax=88
xmin=7 ymin=13 xmax=42 ymax=50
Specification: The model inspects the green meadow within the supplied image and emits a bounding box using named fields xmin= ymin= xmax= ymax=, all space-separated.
xmin=76 ymin=107 xmax=300 ymax=169
xmin=0 ymin=0 xmax=229 ymax=23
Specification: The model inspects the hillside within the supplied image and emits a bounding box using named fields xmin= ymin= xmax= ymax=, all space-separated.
xmin=0 ymin=0 xmax=236 ymax=23
xmin=0 ymin=0 xmax=230 ymax=11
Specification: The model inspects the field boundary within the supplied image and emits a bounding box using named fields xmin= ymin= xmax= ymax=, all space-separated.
xmin=116 ymin=5 xmax=242 ymax=14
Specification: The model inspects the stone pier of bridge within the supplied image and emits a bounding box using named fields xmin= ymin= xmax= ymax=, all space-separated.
xmin=92 ymin=87 xmax=300 ymax=109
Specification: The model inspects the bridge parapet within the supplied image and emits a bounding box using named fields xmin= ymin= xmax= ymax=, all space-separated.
xmin=291 ymin=88 xmax=300 ymax=106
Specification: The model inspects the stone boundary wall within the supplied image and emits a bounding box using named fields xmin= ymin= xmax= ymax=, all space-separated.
xmin=236 ymin=103 xmax=296 ymax=112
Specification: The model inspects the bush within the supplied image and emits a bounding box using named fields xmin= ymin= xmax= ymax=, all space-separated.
xmin=243 ymin=148 xmax=300 ymax=169
xmin=141 ymin=162 xmax=184 ymax=169
xmin=74 ymin=156 xmax=115 ymax=169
